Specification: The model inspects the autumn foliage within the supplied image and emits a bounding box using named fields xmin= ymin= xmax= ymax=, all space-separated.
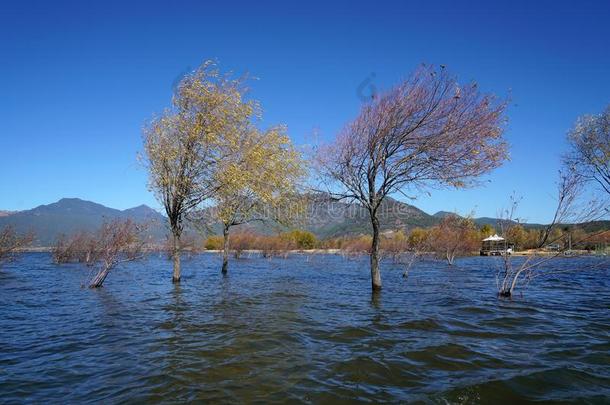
xmin=429 ymin=215 xmax=479 ymax=265
xmin=142 ymin=60 xmax=258 ymax=282
xmin=204 ymin=230 xmax=319 ymax=257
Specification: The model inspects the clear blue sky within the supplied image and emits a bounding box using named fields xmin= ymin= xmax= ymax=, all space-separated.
xmin=1 ymin=0 xmax=609 ymax=223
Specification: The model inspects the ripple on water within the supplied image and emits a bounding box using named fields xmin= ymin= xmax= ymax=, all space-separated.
xmin=0 ymin=253 xmax=608 ymax=403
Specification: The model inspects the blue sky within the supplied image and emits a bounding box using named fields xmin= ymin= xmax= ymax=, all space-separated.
xmin=1 ymin=0 xmax=609 ymax=223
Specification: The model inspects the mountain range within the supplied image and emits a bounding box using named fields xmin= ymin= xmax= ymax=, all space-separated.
xmin=0 ymin=197 xmax=607 ymax=246
xmin=0 ymin=198 xmax=166 ymax=245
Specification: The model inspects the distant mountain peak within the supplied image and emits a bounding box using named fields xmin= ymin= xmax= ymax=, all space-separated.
xmin=123 ymin=204 xmax=154 ymax=211
xmin=54 ymin=197 xmax=101 ymax=206
xmin=58 ymin=197 xmax=86 ymax=202
xmin=122 ymin=204 xmax=162 ymax=216
xmin=38 ymin=198 xmax=110 ymax=212
xmin=433 ymin=211 xmax=460 ymax=218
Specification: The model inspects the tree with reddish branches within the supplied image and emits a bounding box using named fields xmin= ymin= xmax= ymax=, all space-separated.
xmin=87 ymin=219 xmax=146 ymax=288
xmin=317 ymin=64 xmax=508 ymax=292
xmin=0 ymin=226 xmax=34 ymax=267
xmin=429 ymin=215 xmax=479 ymax=265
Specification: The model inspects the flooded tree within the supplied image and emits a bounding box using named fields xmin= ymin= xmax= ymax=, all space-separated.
xmin=0 ymin=226 xmax=33 ymax=267
xmin=430 ymin=215 xmax=479 ymax=265
xmin=564 ymin=104 xmax=610 ymax=195
xmin=225 ymin=232 xmax=253 ymax=259
xmin=50 ymin=220 xmax=145 ymax=287
xmin=380 ymin=229 xmax=430 ymax=279
xmin=496 ymin=172 xmax=607 ymax=298
xmin=317 ymin=64 xmax=508 ymax=291
xmin=161 ymin=233 xmax=201 ymax=261
xmin=142 ymin=60 xmax=254 ymax=282
xmin=87 ymin=220 xmax=146 ymax=288
xmin=52 ymin=231 xmax=97 ymax=265
xmin=211 ymin=125 xmax=304 ymax=274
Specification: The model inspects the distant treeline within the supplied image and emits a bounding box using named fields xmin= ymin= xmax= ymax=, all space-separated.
xmin=202 ymin=217 xmax=610 ymax=259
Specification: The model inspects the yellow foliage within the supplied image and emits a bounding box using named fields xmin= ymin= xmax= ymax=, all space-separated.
xmin=214 ymin=124 xmax=305 ymax=227
xmin=142 ymin=60 xmax=258 ymax=221
xmin=407 ymin=227 xmax=429 ymax=248
xmin=280 ymin=230 xmax=318 ymax=249
xmin=204 ymin=235 xmax=224 ymax=250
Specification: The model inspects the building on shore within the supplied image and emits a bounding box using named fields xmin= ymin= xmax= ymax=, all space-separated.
xmin=480 ymin=234 xmax=513 ymax=256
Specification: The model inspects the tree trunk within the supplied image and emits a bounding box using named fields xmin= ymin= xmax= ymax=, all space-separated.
xmin=370 ymin=213 xmax=382 ymax=292
xmin=508 ymin=270 xmax=523 ymax=296
xmin=222 ymin=225 xmax=230 ymax=274
xmin=89 ymin=264 xmax=111 ymax=288
xmin=446 ymin=250 xmax=455 ymax=265
xmin=172 ymin=232 xmax=181 ymax=283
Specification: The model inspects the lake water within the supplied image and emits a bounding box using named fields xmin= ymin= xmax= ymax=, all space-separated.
xmin=1 ymin=253 xmax=609 ymax=403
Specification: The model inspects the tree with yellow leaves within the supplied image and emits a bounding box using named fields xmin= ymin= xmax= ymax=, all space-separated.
xmin=213 ymin=125 xmax=304 ymax=273
xmin=142 ymin=60 xmax=257 ymax=283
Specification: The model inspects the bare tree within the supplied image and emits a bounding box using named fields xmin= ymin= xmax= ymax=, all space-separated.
xmin=0 ymin=226 xmax=34 ymax=267
xmin=397 ymin=228 xmax=431 ymax=279
xmin=317 ymin=64 xmax=508 ymax=291
xmin=536 ymin=170 xmax=585 ymax=248
xmin=496 ymin=172 xmax=608 ymax=298
xmin=142 ymin=60 xmax=254 ymax=282
xmin=52 ymin=231 xmax=97 ymax=265
xmin=564 ymin=104 xmax=610 ymax=195
xmin=88 ymin=220 xmax=146 ymax=288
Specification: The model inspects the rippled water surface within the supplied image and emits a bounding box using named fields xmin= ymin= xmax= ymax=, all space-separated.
xmin=1 ymin=253 xmax=609 ymax=403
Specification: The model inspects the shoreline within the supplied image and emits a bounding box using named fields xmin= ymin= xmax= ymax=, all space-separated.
xmin=16 ymin=248 xmax=599 ymax=257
